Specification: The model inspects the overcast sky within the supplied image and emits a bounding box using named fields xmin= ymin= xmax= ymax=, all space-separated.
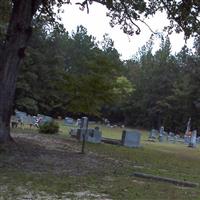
xmin=61 ymin=2 xmax=194 ymax=60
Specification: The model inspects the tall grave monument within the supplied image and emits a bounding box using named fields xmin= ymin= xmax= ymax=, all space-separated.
xmin=184 ymin=117 xmax=191 ymax=144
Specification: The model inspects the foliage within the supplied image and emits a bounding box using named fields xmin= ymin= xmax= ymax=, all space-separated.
xmin=62 ymin=26 xmax=123 ymax=115
xmin=113 ymin=76 xmax=134 ymax=99
xmin=1 ymin=0 xmax=200 ymax=140
xmin=1 ymin=0 xmax=199 ymax=44
xmin=147 ymin=0 xmax=200 ymax=38
xmin=14 ymin=25 xmax=124 ymax=116
xmin=0 ymin=1 xmax=11 ymax=40
xmin=72 ymin=0 xmax=200 ymax=38
xmin=15 ymin=24 xmax=66 ymax=115
xmin=14 ymin=23 xmax=200 ymax=133
xmin=39 ymin=121 xmax=59 ymax=134
xmin=120 ymin=36 xmax=200 ymax=133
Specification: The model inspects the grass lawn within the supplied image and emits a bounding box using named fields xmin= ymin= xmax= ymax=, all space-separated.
xmin=59 ymin=120 xmax=148 ymax=140
xmin=1 ymin=121 xmax=200 ymax=199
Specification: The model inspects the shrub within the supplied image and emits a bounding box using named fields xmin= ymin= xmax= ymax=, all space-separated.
xmin=39 ymin=121 xmax=59 ymax=134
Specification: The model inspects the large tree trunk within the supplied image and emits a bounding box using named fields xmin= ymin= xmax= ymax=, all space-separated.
xmin=0 ymin=0 xmax=40 ymax=143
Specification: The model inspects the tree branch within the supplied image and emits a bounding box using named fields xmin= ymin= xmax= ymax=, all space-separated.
xmin=138 ymin=19 xmax=157 ymax=35
xmin=121 ymin=0 xmax=141 ymax=34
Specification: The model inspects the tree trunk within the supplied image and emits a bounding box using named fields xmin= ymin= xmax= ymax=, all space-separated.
xmin=0 ymin=0 xmax=40 ymax=143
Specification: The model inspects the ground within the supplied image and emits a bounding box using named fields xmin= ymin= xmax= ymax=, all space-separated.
xmin=0 ymin=126 xmax=200 ymax=199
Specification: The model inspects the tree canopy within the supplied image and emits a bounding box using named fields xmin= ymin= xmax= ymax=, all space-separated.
xmin=119 ymin=36 xmax=200 ymax=133
xmin=14 ymin=24 xmax=126 ymax=117
xmin=0 ymin=0 xmax=199 ymax=143
xmin=13 ymin=22 xmax=200 ymax=134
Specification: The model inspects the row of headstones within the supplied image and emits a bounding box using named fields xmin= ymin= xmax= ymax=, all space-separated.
xmin=64 ymin=117 xmax=96 ymax=127
xmin=69 ymin=117 xmax=141 ymax=148
xmin=149 ymin=128 xmax=200 ymax=147
xmin=11 ymin=110 xmax=52 ymax=127
xmin=184 ymin=130 xmax=200 ymax=147
xmin=149 ymin=129 xmax=182 ymax=143
xmin=69 ymin=128 xmax=141 ymax=148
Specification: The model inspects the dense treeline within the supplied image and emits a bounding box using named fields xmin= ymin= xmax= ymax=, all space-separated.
xmin=14 ymin=24 xmax=132 ymax=118
xmin=121 ymin=37 xmax=200 ymax=133
xmin=13 ymin=23 xmax=200 ymax=133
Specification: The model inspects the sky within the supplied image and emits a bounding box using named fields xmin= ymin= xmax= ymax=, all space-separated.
xmin=61 ymin=2 xmax=194 ymax=60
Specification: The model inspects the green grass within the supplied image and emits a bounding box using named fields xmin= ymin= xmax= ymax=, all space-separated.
xmin=5 ymin=121 xmax=200 ymax=199
xmin=1 ymin=169 xmax=199 ymax=200
xmin=58 ymin=121 xmax=123 ymax=139
xmin=59 ymin=120 xmax=147 ymax=140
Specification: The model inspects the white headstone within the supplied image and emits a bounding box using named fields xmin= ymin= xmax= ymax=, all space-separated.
xmin=159 ymin=126 xmax=164 ymax=142
xmin=188 ymin=130 xmax=197 ymax=148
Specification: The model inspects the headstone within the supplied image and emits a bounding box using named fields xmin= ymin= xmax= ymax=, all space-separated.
xmin=69 ymin=116 xmax=88 ymax=140
xmin=15 ymin=110 xmax=27 ymax=117
xmin=159 ymin=126 xmax=164 ymax=142
xmin=121 ymin=130 xmax=141 ymax=148
xmin=69 ymin=128 xmax=81 ymax=138
xmin=196 ymin=137 xmax=200 ymax=144
xmin=87 ymin=127 xmax=102 ymax=143
xmin=184 ymin=134 xmax=191 ymax=144
xmin=149 ymin=129 xmax=158 ymax=140
xmin=167 ymin=132 xmax=175 ymax=142
xmin=26 ymin=115 xmax=35 ymax=127
xmin=169 ymin=132 xmax=175 ymax=137
xmin=22 ymin=115 xmax=32 ymax=125
xmin=76 ymin=118 xmax=81 ymax=127
xmin=15 ymin=110 xmax=27 ymax=123
xmin=64 ymin=117 xmax=74 ymax=125
xmin=185 ymin=117 xmax=191 ymax=135
xmin=69 ymin=118 xmax=102 ymax=145
xmin=184 ymin=117 xmax=191 ymax=144
xmin=177 ymin=136 xmax=184 ymax=143
xmin=80 ymin=117 xmax=88 ymax=129
xmin=188 ymin=130 xmax=197 ymax=148
xmin=37 ymin=114 xmax=52 ymax=124
xmin=173 ymin=135 xmax=178 ymax=144
xmin=69 ymin=127 xmax=102 ymax=144
xmin=76 ymin=117 xmax=88 ymax=139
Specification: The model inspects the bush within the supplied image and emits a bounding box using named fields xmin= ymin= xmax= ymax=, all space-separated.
xmin=39 ymin=121 xmax=59 ymax=134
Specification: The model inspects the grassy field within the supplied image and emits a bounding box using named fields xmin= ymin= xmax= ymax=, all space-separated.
xmin=1 ymin=122 xmax=200 ymax=199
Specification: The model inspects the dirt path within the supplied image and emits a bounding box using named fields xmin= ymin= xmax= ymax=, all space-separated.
xmin=0 ymin=132 xmax=118 ymax=176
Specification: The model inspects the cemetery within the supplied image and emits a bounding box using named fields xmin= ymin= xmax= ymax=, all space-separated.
xmin=2 ymin=111 xmax=199 ymax=199
xmin=9 ymin=110 xmax=200 ymax=151
xmin=1 ymin=1 xmax=200 ymax=199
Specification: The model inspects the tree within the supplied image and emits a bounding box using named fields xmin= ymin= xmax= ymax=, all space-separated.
xmin=14 ymin=24 xmax=124 ymax=118
xmin=123 ymin=37 xmax=180 ymax=130
xmin=15 ymin=24 xmax=66 ymax=116
xmin=0 ymin=0 xmax=71 ymax=142
xmin=172 ymin=44 xmax=200 ymax=131
xmin=0 ymin=0 xmax=199 ymax=143
xmin=61 ymin=26 xmax=123 ymax=115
